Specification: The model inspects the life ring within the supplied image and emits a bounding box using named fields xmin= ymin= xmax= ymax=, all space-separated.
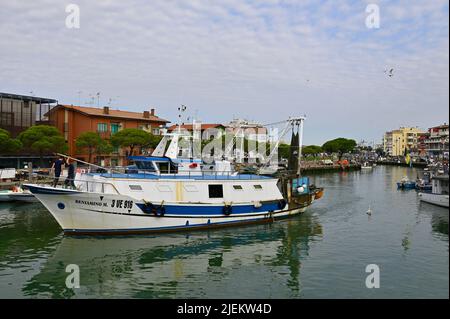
xmin=223 ymin=205 xmax=232 ymax=216
xmin=278 ymin=199 xmax=287 ymax=210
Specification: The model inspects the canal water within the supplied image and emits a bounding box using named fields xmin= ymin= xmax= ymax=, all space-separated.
xmin=0 ymin=166 xmax=448 ymax=298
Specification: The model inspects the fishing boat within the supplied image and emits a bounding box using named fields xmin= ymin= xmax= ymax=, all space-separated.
xmin=418 ymin=175 xmax=449 ymax=208
xmin=25 ymin=117 xmax=324 ymax=235
xmin=0 ymin=186 xmax=38 ymax=203
xmin=397 ymin=177 xmax=416 ymax=189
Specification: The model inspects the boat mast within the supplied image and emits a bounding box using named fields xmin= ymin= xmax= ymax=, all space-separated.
xmin=297 ymin=117 xmax=305 ymax=176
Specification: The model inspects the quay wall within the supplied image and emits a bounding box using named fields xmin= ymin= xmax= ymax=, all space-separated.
xmin=301 ymin=164 xmax=361 ymax=174
xmin=376 ymin=161 xmax=427 ymax=168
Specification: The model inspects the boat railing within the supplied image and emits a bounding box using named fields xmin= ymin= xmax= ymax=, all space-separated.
xmin=98 ymin=169 xmax=270 ymax=180
xmin=28 ymin=173 xmax=121 ymax=194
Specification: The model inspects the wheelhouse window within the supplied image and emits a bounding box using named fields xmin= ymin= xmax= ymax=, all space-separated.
xmin=233 ymin=185 xmax=243 ymax=190
xmin=154 ymin=161 xmax=178 ymax=174
xmin=208 ymin=184 xmax=224 ymax=198
xmin=134 ymin=161 xmax=156 ymax=172
xmin=129 ymin=185 xmax=143 ymax=191
xmin=253 ymin=185 xmax=263 ymax=190
xmin=156 ymin=162 xmax=170 ymax=174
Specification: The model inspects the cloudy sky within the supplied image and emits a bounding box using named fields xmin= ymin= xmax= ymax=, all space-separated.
xmin=0 ymin=0 xmax=448 ymax=145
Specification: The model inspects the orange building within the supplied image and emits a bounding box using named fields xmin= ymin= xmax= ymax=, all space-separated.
xmin=47 ymin=105 xmax=170 ymax=166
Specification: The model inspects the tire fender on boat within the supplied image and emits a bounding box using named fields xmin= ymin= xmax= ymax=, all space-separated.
xmin=155 ymin=205 xmax=166 ymax=217
xmin=223 ymin=204 xmax=233 ymax=216
xmin=278 ymin=199 xmax=287 ymax=210
xmin=142 ymin=200 xmax=154 ymax=214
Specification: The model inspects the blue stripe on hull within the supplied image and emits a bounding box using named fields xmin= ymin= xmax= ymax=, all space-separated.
xmin=136 ymin=202 xmax=282 ymax=216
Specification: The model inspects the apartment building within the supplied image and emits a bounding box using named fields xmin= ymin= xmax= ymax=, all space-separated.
xmin=47 ymin=105 xmax=169 ymax=166
xmin=383 ymin=127 xmax=425 ymax=156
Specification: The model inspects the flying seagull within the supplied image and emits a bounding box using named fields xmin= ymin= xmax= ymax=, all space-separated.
xmin=384 ymin=68 xmax=394 ymax=77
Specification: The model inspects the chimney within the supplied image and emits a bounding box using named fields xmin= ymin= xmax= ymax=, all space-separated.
xmin=143 ymin=111 xmax=150 ymax=118
xmin=103 ymin=106 xmax=109 ymax=114
xmin=150 ymin=108 xmax=155 ymax=116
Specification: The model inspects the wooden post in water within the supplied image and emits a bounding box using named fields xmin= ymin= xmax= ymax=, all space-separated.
xmin=28 ymin=162 xmax=33 ymax=182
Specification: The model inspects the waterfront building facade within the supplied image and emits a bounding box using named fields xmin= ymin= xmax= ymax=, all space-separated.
xmin=424 ymin=124 xmax=449 ymax=157
xmin=0 ymin=92 xmax=57 ymax=137
xmin=0 ymin=92 xmax=59 ymax=168
xmin=47 ymin=105 xmax=169 ymax=166
xmin=383 ymin=127 xmax=425 ymax=156
xmin=167 ymin=123 xmax=225 ymax=140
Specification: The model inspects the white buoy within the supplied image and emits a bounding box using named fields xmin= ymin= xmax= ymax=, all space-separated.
xmin=366 ymin=205 xmax=372 ymax=215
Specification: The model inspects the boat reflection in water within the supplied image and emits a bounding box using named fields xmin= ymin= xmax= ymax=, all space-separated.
xmin=22 ymin=214 xmax=323 ymax=298
xmin=419 ymin=201 xmax=449 ymax=238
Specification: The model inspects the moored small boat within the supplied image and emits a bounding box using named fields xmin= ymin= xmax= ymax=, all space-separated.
xmin=0 ymin=186 xmax=39 ymax=203
xmin=0 ymin=190 xmax=13 ymax=202
xmin=397 ymin=177 xmax=416 ymax=189
xmin=419 ymin=175 xmax=449 ymax=208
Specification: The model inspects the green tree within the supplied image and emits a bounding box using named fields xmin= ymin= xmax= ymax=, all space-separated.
xmin=302 ymin=145 xmax=323 ymax=157
xmin=278 ymin=143 xmax=291 ymax=160
xmin=322 ymin=138 xmax=357 ymax=160
xmin=0 ymin=128 xmax=22 ymax=154
xmin=18 ymin=125 xmax=67 ymax=166
xmin=110 ymin=128 xmax=159 ymax=157
xmin=75 ymin=132 xmax=113 ymax=164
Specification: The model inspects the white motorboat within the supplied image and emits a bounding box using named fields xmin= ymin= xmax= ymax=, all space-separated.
xmin=0 ymin=186 xmax=39 ymax=203
xmin=25 ymin=118 xmax=324 ymax=235
xmin=418 ymin=175 xmax=449 ymax=208
xmin=0 ymin=190 xmax=13 ymax=202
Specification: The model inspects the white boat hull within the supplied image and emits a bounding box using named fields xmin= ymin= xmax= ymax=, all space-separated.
xmin=27 ymin=185 xmax=309 ymax=235
xmin=419 ymin=192 xmax=449 ymax=208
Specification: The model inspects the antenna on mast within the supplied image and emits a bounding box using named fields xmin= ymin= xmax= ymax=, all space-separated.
xmin=177 ymin=104 xmax=187 ymax=133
